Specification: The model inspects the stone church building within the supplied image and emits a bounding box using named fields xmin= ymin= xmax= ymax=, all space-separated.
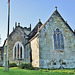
xmin=3 ymin=22 xmax=31 ymax=65
xmin=1 ymin=7 xmax=75 ymax=68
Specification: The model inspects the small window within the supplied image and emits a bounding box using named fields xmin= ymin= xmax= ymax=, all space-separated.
xmin=53 ymin=62 xmax=56 ymax=65
xmin=62 ymin=62 xmax=66 ymax=65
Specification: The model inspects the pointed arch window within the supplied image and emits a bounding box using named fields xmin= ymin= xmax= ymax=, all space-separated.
xmin=17 ymin=44 xmax=19 ymax=58
xmin=14 ymin=47 xmax=16 ymax=59
xmin=53 ymin=28 xmax=64 ymax=50
xmin=13 ymin=41 xmax=24 ymax=60
xmin=20 ymin=47 xmax=22 ymax=58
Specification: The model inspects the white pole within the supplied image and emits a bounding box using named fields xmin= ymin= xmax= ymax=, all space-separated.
xmin=5 ymin=0 xmax=10 ymax=71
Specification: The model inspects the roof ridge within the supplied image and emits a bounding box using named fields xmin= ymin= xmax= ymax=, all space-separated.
xmin=39 ymin=9 xmax=57 ymax=30
xmin=39 ymin=9 xmax=74 ymax=34
xmin=28 ymin=20 xmax=43 ymax=35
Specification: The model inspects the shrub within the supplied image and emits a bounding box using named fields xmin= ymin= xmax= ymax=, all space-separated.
xmin=18 ymin=63 xmax=34 ymax=69
xmin=9 ymin=62 xmax=17 ymax=68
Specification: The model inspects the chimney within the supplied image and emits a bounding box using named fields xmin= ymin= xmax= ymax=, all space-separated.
xmin=15 ymin=22 xmax=17 ymax=28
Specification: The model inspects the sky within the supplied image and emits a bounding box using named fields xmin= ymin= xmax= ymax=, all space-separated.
xmin=0 ymin=0 xmax=75 ymax=46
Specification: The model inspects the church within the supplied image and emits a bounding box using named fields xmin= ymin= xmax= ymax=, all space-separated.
xmin=0 ymin=7 xmax=75 ymax=68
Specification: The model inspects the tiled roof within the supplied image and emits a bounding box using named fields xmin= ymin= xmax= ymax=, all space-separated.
xmin=28 ymin=20 xmax=43 ymax=40
xmin=28 ymin=9 xmax=75 ymax=41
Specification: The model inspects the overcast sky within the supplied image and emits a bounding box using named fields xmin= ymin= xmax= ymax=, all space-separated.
xmin=0 ymin=0 xmax=75 ymax=46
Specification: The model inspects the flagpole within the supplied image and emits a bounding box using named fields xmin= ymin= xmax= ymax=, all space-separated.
xmin=5 ymin=0 xmax=10 ymax=71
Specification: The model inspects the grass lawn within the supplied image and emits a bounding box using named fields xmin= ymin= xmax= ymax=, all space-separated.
xmin=0 ymin=67 xmax=75 ymax=75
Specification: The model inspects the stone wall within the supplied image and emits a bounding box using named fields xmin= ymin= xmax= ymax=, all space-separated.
xmin=39 ymin=11 xmax=75 ymax=68
xmin=31 ymin=36 xmax=39 ymax=67
xmin=3 ymin=26 xmax=31 ymax=65
xmin=9 ymin=27 xmax=25 ymax=64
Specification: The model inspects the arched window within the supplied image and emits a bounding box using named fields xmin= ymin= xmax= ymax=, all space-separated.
xmin=14 ymin=47 xmax=16 ymax=59
xmin=17 ymin=44 xmax=19 ymax=58
xmin=13 ymin=41 xmax=24 ymax=60
xmin=53 ymin=28 xmax=64 ymax=50
xmin=20 ymin=47 xmax=22 ymax=58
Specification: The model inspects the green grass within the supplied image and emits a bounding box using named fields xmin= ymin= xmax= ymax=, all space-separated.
xmin=0 ymin=67 xmax=75 ymax=75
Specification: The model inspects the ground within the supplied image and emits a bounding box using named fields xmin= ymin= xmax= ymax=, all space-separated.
xmin=0 ymin=67 xmax=75 ymax=75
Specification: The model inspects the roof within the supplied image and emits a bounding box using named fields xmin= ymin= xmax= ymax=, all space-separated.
xmin=28 ymin=19 xmax=43 ymax=40
xmin=39 ymin=9 xmax=75 ymax=35
xmin=27 ymin=8 xmax=75 ymax=42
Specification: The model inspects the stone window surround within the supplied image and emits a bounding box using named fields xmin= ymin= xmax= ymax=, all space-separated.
xmin=13 ymin=41 xmax=24 ymax=60
xmin=53 ymin=28 xmax=64 ymax=50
